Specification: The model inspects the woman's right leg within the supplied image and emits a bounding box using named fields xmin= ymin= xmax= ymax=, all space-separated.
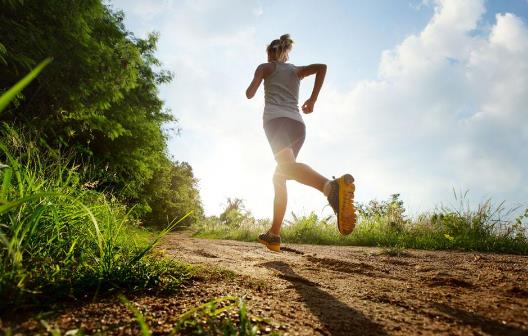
xmin=264 ymin=118 xmax=329 ymax=193
xmin=273 ymin=150 xmax=357 ymax=236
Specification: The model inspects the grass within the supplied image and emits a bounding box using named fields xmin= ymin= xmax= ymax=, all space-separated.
xmin=0 ymin=60 xmax=277 ymax=336
xmin=193 ymin=194 xmax=528 ymax=255
xmin=0 ymin=126 xmax=192 ymax=310
xmin=0 ymin=58 xmax=52 ymax=113
xmin=3 ymin=295 xmax=277 ymax=336
xmin=120 ymin=295 xmax=279 ymax=336
xmin=0 ymin=52 xmax=275 ymax=336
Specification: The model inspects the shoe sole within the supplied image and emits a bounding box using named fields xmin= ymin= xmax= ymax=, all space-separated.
xmin=258 ymin=238 xmax=281 ymax=252
xmin=337 ymin=173 xmax=356 ymax=235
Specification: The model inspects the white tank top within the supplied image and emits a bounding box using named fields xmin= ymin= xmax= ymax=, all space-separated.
xmin=263 ymin=62 xmax=303 ymax=124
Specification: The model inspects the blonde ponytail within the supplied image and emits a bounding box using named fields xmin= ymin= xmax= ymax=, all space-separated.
xmin=266 ymin=34 xmax=294 ymax=62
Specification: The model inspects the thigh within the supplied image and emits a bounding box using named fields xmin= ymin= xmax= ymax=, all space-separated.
xmin=290 ymin=122 xmax=306 ymax=158
xmin=263 ymin=118 xmax=306 ymax=159
xmin=264 ymin=118 xmax=289 ymax=157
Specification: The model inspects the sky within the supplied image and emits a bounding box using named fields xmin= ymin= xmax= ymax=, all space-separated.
xmin=110 ymin=0 xmax=528 ymax=220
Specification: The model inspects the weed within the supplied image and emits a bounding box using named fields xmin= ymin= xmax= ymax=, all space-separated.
xmin=0 ymin=127 xmax=192 ymax=309
xmin=173 ymin=296 xmax=276 ymax=335
xmin=120 ymin=295 xmax=152 ymax=336
xmin=118 ymin=295 xmax=278 ymax=336
xmin=194 ymin=195 xmax=528 ymax=255
xmin=381 ymin=244 xmax=409 ymax=257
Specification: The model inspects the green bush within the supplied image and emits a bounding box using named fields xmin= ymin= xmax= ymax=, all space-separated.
xmin=0 ymin=0 xmax=203 ymax=226
xmin=194 ymin=195 xmax=528 ymax=254
xmin=0 ymin=128 xmax=191 ymax=309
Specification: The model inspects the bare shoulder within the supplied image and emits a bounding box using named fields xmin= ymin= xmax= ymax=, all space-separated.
xmin=257 ymin=62 xmax=276 ymax=78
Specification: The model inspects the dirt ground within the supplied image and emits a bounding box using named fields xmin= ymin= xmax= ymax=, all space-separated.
xmin=4 ymin=233 xmax=528 ymax=335
xmin=159 ymin=233 xmax=528 ymax=336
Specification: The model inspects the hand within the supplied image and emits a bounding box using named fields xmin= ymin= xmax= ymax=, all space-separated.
xmin=302 ymin=98 xmax=316 ymax=114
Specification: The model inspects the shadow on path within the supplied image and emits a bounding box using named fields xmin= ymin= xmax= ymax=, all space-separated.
xmin=433 ymin=303 xmax=528 ymax=336
xmin=261 ymin=261 xmax=388 ymax=336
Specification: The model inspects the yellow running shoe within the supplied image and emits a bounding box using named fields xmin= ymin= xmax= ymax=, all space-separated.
xmin=327 ymin=174 xmax=357 ymax=235
xmin=258 ymin=232 xmax=281 ymax=252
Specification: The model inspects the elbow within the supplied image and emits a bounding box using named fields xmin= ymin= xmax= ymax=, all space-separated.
xmin=246 ymin=89 xmax=254 ymax=99
xmin=314 ymin=64 xmax=327 ymax=76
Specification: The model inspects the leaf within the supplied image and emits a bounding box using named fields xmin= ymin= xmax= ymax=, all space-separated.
xmin=119 ymin=295 xmax=152 ymax=336
xmin=128 ymin=210 xmax=193 ymax=266
xmin=1 ymin=167 xmax=13 ymax=201
xmin=444 ymin=234 xmax=454 ymax=241
xmin=0 ymin=192 xmax=56 ymax=215
xmin=0 ymin=58 xmax=52 ymax=113
xmin=0 ymin=42 xmax=6 ymax=65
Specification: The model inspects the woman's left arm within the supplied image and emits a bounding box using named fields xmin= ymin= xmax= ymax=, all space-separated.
xmin=246 ymin=64 xmax=265 ymax=99
xmin=297 ymin=64 xmax=327 ymax=113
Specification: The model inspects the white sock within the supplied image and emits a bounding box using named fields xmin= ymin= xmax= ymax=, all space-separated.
xmin=268 ymin=230 xmax=280 ymax=237
xmin=323 ymin=181 xmax=331 ymax=196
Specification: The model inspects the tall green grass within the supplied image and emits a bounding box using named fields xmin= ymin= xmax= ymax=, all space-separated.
xmin=0 ymin=127 xmax=191 ymax=310
xmin=0 ymin=58 xmax=52 ymax=113
xmin=194 ymin=194 xmax=528 ymax=254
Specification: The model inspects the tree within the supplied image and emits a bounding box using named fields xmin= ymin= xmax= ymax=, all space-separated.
xmin=142 ymin=160 xmax=204 ymax=228
xmin=0 ymin=0 xmax=203 ymax=226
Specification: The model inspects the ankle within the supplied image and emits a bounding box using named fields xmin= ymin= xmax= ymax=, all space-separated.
xmin=268 ymin=230 xmax=280 ymax=237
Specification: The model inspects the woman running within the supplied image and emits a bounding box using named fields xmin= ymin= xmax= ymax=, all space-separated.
xmin=246 ymin=34 xmax=356 ymax=252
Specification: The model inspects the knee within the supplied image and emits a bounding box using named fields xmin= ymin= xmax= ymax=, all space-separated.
xmin=272 ymin=172 xmax=286 ymax=187
xmin=276 ymin=161 xmax=298 ymax=175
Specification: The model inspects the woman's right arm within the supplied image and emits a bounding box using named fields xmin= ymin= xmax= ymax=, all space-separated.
xmin=297 ymin=64 xmax=327 ymax=113
xmin=246 ymin=64 xmax=265 ymax=99
xmin=246 ymin=63 xmax=276 ymax=99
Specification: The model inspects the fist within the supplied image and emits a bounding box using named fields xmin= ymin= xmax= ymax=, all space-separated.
xmin=302 ymin=99 xmax=315 ymax=114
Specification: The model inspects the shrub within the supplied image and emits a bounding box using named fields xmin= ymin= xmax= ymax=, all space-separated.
xmin=0 ymin=128 xmax=191 ymax=309
xmin=194 ymin=195 xmax=528 ymax=254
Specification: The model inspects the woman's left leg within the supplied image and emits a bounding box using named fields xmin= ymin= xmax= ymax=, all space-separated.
xmin=270 ymin=167 xmax=287 ymax=235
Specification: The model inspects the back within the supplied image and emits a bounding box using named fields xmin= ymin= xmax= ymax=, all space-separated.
xmin=263 ymin=62 xmax=303 ymax=124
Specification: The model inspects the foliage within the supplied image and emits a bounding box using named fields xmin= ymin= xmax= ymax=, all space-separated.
xmin=141 ymin=159 xmax=203 ymax=228
xmin=120 ymin=295 xmax=152 ymax=336
xmin=174 ymin=296 xmax=276 ymax=336
xmin=0 ymin=0 xmax=203 ymax=226
xmin=194 ymin=195 xmax=528 ymax=254
xmin=381 ymin=244 xmax=409 ymax=257
xmin=0 ymin=58 xmax=52 ymax=112
xmin=219 ymin=198 xmax=254 ymax=228
xmin=357 ymin=193 xmax=407 ymax=230
xmin=0 ymin=129 xmax=192 ymax=310
xmin=116 ymin=296 xmax=279 ymax=336
xmin=194 ymin=198 xmax=271 ymax=242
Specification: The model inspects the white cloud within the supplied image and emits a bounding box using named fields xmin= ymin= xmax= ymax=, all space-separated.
xmin=113 ymin=0 xmax=528 ymax=219
xmin=109 ymin=0 xmax=173 ymax=21
xmin=308 ymin=0 xmax=528 ymax=213
xmin=253 ymin=6 xmax=263 ymax=17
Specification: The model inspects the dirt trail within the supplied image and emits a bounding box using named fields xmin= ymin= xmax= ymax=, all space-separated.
xmin=160 ymin=233 xmax=528 ymax=336
xmin=5 ymin=233 xmax=528 ymax=335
